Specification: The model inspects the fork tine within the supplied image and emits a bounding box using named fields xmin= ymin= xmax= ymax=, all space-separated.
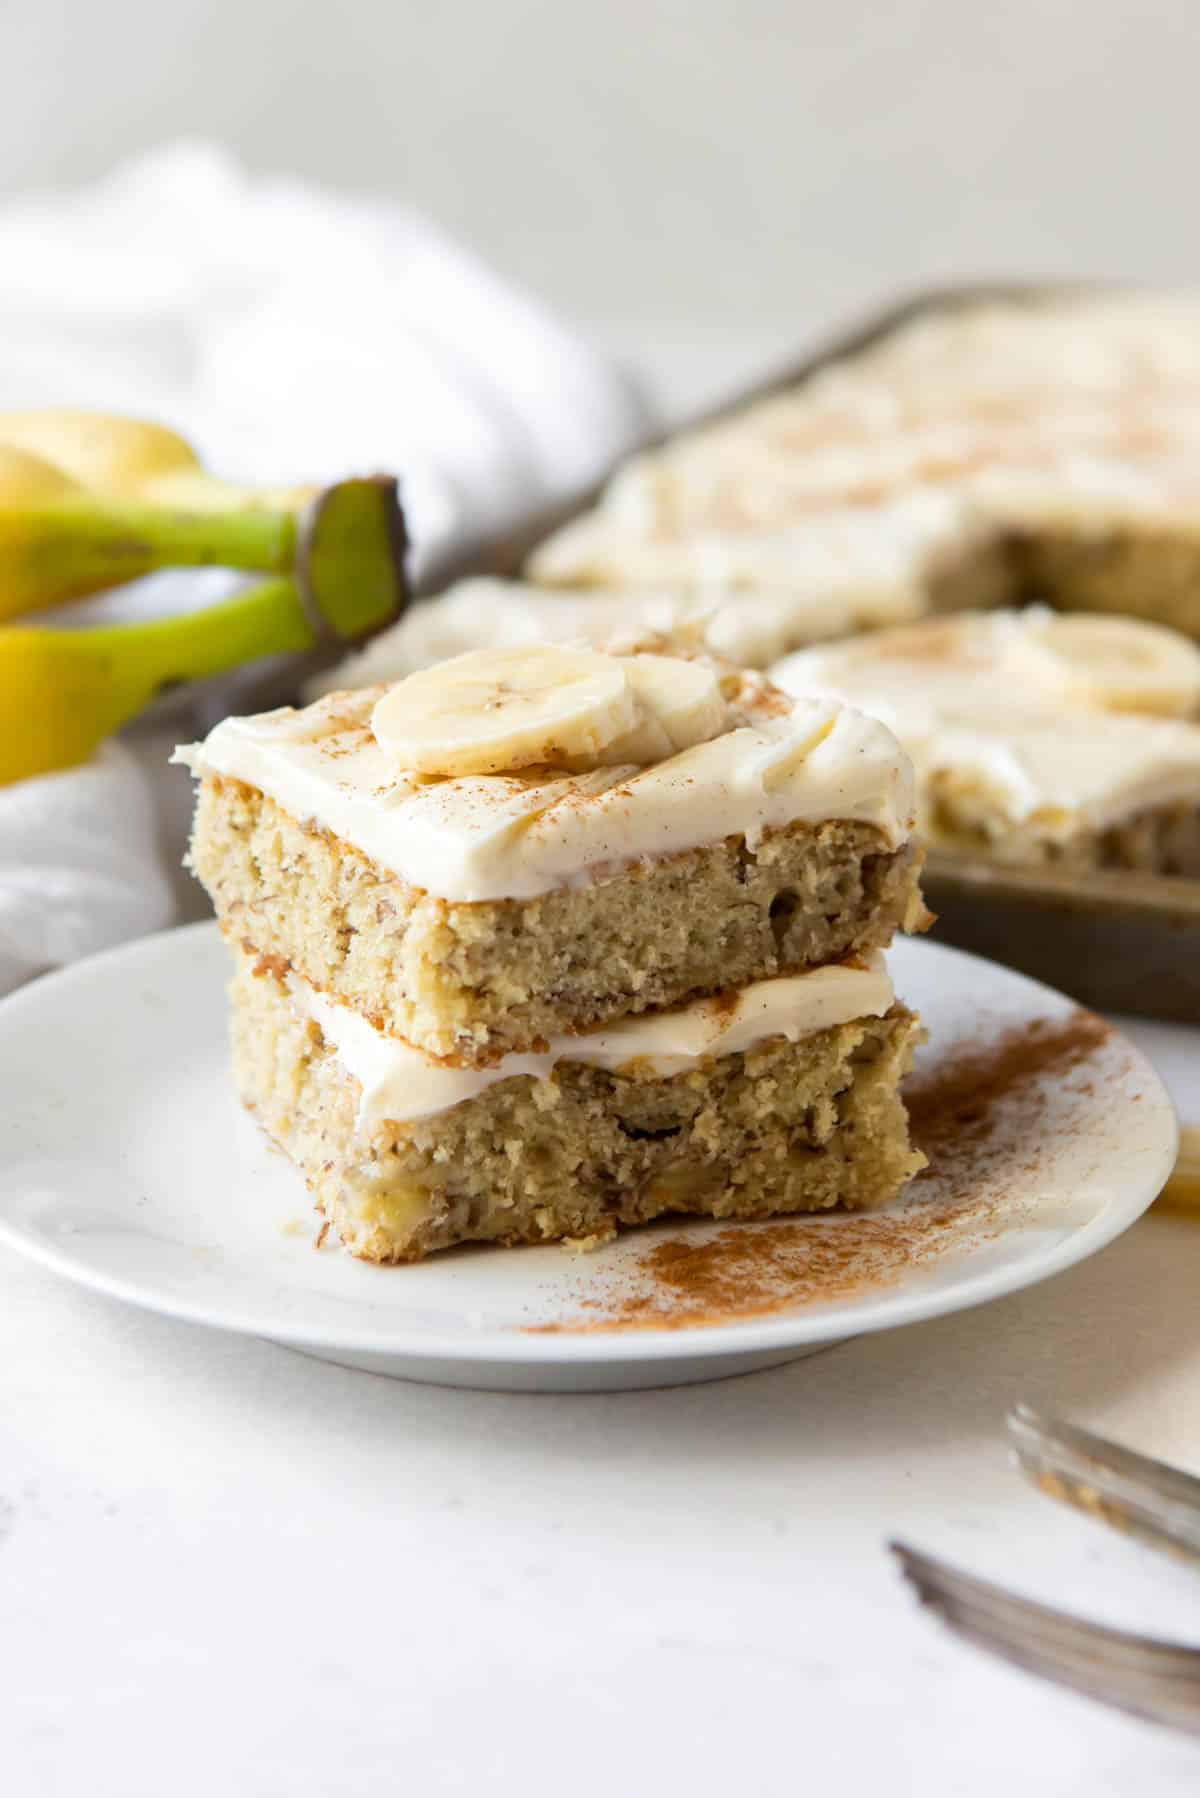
xmin=929 ymin=1603 xmax=1200 ymax=1735
xmin=892 ymin=1541 xmax=1200 ymax=1737
xmin=893 ymin=1543 xmax=1200 ymax=1674
xmin=1010 ymin=1404 xmax=1200 ymax=1509
xmin=1008 ymin=1404 xmax=1200 ymax=1564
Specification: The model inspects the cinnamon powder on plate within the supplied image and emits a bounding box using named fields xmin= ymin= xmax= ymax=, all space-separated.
xmin=904 ymin=1008 xmax=1111 ymax=1164
xmin=533 ymin=1008 xmax=1116 ymax=1335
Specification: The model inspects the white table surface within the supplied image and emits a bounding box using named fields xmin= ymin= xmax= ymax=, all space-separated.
xmin=0 ymin=1013 xmax=1196 ymax=1797
xmin=5 ymin=341 xmax=1200 ymax=1795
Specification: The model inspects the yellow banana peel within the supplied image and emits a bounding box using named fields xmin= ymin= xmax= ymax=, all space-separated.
xmin=0 ymin=409 xmax=203 ymax=494
xmin=0 ymin=409 xmax=315 ymax=512
xmin=0 ymin=496 xmax=299 ymax=618
xmin=0 ymin=444 xmax=90 ymax=505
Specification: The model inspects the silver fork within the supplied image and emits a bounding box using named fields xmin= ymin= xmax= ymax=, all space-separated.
xmin=891 ymin=1406 xmax=1200 ymax=1736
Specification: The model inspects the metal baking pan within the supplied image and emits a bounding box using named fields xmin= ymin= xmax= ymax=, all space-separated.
xmin=923 ymin=853 xmax=1200 ymax=1022
xmin=450 ymin=279 xmax=1200 ymax=1023
xmin=436 ymin=278 xmax=1109 ymax=586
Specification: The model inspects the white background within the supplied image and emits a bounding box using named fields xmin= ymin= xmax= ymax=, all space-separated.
xmin=7 ymin=1 xmax=1200 ymax=394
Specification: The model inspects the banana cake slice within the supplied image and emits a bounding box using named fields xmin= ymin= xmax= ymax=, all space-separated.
xmin=176 ymin=642 xmax=928 ymax=1261
xmin=176 ymin=645 xmax=927 ymax=1066
xmin=773 ymin=610 xmax=1200 ymax=872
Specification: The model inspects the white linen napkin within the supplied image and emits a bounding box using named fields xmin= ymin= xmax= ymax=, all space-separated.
xmin=0 ymin=141 xmax=648 ymax=992
xmin=0 ymin=743 xmax=174 ymax=992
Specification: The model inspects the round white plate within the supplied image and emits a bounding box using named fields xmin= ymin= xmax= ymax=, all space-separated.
xmin=0 ymin=924 xmax=1176 ymax=1392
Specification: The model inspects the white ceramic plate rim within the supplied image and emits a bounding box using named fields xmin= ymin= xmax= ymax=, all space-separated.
xmin=0 ymin=924 xmax=1178 ymax=1367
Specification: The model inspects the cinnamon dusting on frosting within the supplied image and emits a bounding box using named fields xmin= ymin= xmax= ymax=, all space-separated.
xmin=175 ymin=662 xmax=915 ymax=904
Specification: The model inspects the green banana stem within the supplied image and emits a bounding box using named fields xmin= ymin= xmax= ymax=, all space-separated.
xmin=299 ymin=475 xmax=409 ymax=641
xmin=5 ymin=499 xmax=297 ymax=617
xmin=91 ymin=475 xmax=412 ymax=694
xmin=87 ymin=576 xmax=314 ymax=717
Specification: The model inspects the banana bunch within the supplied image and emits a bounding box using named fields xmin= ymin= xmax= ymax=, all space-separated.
xmin=0 ymin=411 xmax=409 ymax=784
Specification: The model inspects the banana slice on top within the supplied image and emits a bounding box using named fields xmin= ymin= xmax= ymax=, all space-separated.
xmin=600 ymin=654 xmax=727 ymax=765
xmin=1009 ymin=609 xmax=1200 ymax=719
xmin=371 ymin=645 xmax=638 ymax=776
xmin=371 ymin=645 xmax=730 ymax=777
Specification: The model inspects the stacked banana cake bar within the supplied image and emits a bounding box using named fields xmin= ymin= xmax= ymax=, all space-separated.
xmin=176 ymin=644 xmax=929 ymax=1262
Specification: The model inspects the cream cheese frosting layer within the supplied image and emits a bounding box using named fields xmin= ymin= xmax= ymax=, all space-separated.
xmin=773 ymin=615 xmax=1200 ymax=841
xmin=776 ymin=609 xmax=1200 ymax=721
xmin=529 ymin=490 xmax=980 ymax=611
xmin=175 ymin=683 xmax=915 ymax=903
xmin=908 ymin=712 xmax=1200 ymax=840
xmin=293 ymin=955 xmax=895 ymax=1128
